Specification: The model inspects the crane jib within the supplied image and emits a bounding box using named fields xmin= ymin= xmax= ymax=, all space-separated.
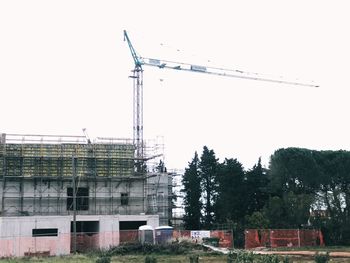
xmin=190 ymin=65 xmax=207 ymax=72
xmin=123 ymin=29 xmax=319 ymax=162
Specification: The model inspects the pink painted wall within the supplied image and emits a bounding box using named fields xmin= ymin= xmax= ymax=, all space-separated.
xmin=0 ymin=213 xmax=159 ymax=257
xmin=0 ymin=239 xmax=14 ymax=258
xmin=99 ymin=231 xmax=119 ymax=249
xmin=0 ymin=234 xmax=70 ymax=257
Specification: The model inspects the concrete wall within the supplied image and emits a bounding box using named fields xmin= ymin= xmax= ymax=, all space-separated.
xmin=95 ymin=214 xmax=159 ymax=249
xmin=1 ymin=173 xmax=172 ymax=225
xmin=0 ymin=179 xmax=3 ymax=215
xmin=147 ymin=173 xmax=172 ymax=226
xmin=1 ymin=179 xmax=146 ymax=216
xmin=0 ymin=214 xmax=159 ymax=257
xmin=0 ymin=216 xmax=71 ymax=257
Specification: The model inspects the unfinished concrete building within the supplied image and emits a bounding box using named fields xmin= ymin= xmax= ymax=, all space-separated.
xmin=0 ymin=133 xmax=172 ymax=257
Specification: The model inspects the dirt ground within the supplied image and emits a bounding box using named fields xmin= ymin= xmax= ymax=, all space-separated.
xmin=249 ymin=249 xmax=350 ymax=262
xmin=254 ymin=250 xmax=350 ymax=257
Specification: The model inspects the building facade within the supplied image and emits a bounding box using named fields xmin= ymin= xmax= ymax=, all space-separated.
xmin=0 ymin=133 xmax=172 ymax=257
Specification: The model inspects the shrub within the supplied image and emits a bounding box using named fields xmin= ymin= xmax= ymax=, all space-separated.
xmin=259 ymin=254 xmax=280 ymax=263
xmin=95 ymin=256 xmax=111 ymax=263
xmin=314 ymin=252 xmax=330 ymax=263
xmin=227 ymin=252 xmax=235 ymax=263
xmin=227 ymin=250 xmax=255 ymax=262
xmin=227 ymin=250 xmax=287 ymax=263
xmin=106 ymin=240 xmax=202 ymax=256
xmin=145 ymin=255 xmax=157 ymax=263
xmin=90 ymin=249 xmax=112 ymax=258
xmin=108 ymin=243 xmax=143 ymax=255
xmin=189 ymin=254 xmax=199 ymax=263
xmin=236 ymin=251 xmax=255 ymax=262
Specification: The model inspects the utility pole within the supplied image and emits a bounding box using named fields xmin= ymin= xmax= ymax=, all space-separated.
xmin=72 ymin=156 xmax=77 ymax=254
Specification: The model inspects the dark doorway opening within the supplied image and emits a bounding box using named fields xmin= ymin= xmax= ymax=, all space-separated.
xmin=71 ymin=221 xmax=99 ymax=235
xmin=119 ymin=221 xmax=147 ymax=230
xmin=119 ymin=220 xmax=147 ymax=244
xmin=70 ymin=221 xmax=99 ymax=252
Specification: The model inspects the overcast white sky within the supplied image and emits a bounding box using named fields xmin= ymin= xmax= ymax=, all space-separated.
xmin=1 ymin=0 xmax=349 ymax=171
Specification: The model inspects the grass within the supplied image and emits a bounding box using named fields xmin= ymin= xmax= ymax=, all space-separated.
xmin=1 ymin=253 xmax=350 ymax=263
xmin=1 ymin=244 xmax=350 ymax=263
xmin=0 ymin=254 xmax=228 ymax=263
xmin=0 ymin=254 xmax=94 ymax=263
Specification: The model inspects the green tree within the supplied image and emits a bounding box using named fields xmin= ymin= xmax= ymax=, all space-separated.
xmin=267 ymin=148 xmax=319 ymax=228
xmin=245 ymin=211 xmax=270 ymax=229
xmin=267 ymin=148 xmax=350 ymax=244
xmin=269 ymin=148 xmax=320 ymax=196
xmin=264 ymin=196 xmax=286 ymax=228
xmin=245 ymin=158 xmax=269 ymax=215
xmin=216 ymin=158 xmax=245 ymax=223
xmin=312 ymin=150 xmax=350 ymax=244
xmin=199 ymin=146 xmax=219 ymax=229
xmin=182 ymin=152 xmax=202 ymax=230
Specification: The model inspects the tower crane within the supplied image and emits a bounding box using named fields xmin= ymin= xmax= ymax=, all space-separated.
xmin=123 ymin=30 xmax=318 ymax=167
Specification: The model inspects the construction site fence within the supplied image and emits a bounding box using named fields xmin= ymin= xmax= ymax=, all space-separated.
xmin=0 ymin=229 xmax=233 ymax=257
xmin=172 ymin=230 xmax=233 ymax=248
xmin=244 ymin=229 xmax=324 ymax=249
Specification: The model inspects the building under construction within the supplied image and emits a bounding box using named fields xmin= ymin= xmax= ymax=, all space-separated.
xmin=0 ymin=133 xmax=173 ymax=257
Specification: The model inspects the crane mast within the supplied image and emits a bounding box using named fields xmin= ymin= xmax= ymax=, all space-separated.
xmin=124 ymin=30 xmax=144 ymax=166
xmin=123 ymin=30 xmax=318 ymax=170
xmin=132 ymin=67 xmax=143 ymax=165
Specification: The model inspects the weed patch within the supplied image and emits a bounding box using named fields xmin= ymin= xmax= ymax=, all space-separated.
xmin=314 ymin=252 xmax=330 ymax=263
xmin=227 ymin=250 xmax=289 ymax=263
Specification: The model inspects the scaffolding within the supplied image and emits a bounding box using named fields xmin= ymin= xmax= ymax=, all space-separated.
xmin=0 ymin=133 xmax=173 ymax=225
xmin=1 ymin=134 xmax=134 ymax=178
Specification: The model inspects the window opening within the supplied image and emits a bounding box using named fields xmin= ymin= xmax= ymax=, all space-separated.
xmin=67 ymin=187 xmax=89 ymax=210
xmin=32 ymin=228 xmax=58 ymax=237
